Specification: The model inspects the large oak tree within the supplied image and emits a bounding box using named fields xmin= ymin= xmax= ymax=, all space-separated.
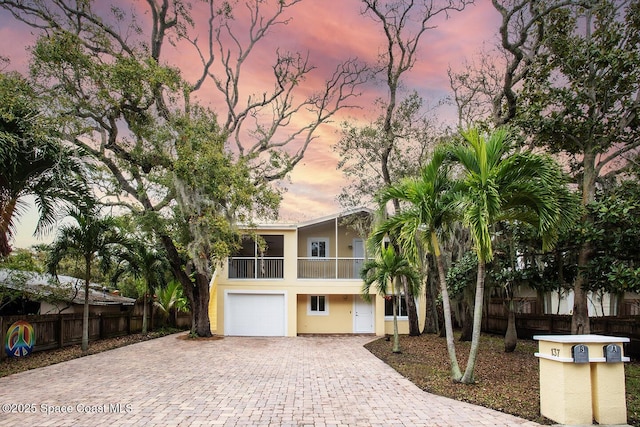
xmin=1 ymin=0 xmax=368 ymax=336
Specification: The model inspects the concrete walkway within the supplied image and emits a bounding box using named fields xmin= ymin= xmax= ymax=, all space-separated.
xmin=0 ymin=334 xmax=541 ymax=426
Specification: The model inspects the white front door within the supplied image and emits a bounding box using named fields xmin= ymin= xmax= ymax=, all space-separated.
xmin=354 ymin=296 xmax=374 ymax=333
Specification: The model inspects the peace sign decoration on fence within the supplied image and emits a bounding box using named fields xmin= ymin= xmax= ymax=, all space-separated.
xmin=4 ymin=320 xmax=35 ymax=357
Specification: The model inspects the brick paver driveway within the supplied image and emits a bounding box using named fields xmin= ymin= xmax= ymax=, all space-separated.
xmin=0 ymin=334 xmax=541 ymax=426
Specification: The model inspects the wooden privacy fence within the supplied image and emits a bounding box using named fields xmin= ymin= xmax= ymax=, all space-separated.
xmin=485 ymin=312 xmax=640 ymax=358
xmin=485 ymin=313 xmax=640 ymax=338
xmin=0 ymin=312 xmax=191 ymax=360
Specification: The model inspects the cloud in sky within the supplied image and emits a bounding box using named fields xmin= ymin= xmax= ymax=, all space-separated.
xmin=1 ymin=0 xmax=501 ymax=247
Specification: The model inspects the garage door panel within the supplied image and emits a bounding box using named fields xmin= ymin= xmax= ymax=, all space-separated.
xmin=226 ymin=293 xmax=285 ymax=336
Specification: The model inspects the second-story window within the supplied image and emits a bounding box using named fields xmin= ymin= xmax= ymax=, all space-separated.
xmin=308 ymin=238 xmax=329 ymax=258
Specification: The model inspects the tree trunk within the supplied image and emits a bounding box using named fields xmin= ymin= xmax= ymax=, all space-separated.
xmin=141 ymin=292 xmax=148 ymax=334
xmin=423 ymin=257 xmax=440 ymax=334
xmin=461 ymin=259 xmax=486 ymax=384
xmin=572 ymin=243 xmax=591 ymax=334
xmin=159 ymin=234 xmax=212 ymax=337
xmin=459 ymin=302 xmax=473 ymax=342
xmin=438 ymin=305 xmax=446 ymax=338
xmin=392 ymin=288 xmax=401 ymax=354
xmin=0 ymin=197 xmax=18 ymax=257
xmin=572 ymin=150 xmax=597 ymax=334
xmin=192 ymin=272 xmax=212 ymax=337
xmin=432 ymin=233 xmax=462 ymax=380
xmin=403 ymin=277 xmax=420 ymax=336
xmin=82 ymin=257 xmax=91 ymax=352
xmin=0 ymin=233 xmax=11 ymax=258
xmin=504 ymin=300 xmax=517 ymax=353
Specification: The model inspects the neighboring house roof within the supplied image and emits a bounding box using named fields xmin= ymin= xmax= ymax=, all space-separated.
xmin=0 ymin=269 xmax=135 ymax=306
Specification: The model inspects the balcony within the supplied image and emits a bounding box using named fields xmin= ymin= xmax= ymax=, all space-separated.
xmin=297 ymin=257 xmax=365 ymax=280
xmin=228 ymin=257 xmax=366 ymax=280
xmin=228 ymin=257 xmax=284 ymax=279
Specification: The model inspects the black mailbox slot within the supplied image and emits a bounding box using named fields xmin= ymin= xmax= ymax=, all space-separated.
xmin=572 ymin=344 xmax=589 ymax=363
xmin=604 ymin=344 xmax=622 ymax=363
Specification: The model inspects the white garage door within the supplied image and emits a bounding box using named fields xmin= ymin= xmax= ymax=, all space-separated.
xmin=225 ymin=292 xmax=286 ymax=336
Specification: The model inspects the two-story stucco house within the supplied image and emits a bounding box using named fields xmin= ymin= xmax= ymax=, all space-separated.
xmin=208 ymin=208 xmax=425 ymax=337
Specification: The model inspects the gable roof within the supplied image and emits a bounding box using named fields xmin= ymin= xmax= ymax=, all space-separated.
xmin=240 ymin=207 xmax=374 ymax=231
xmin=296 ymin=207 xmax=374 ymax=228
xmin=0 ymin=269 xmax=136 ymax=306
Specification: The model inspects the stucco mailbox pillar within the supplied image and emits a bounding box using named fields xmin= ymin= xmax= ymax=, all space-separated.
xmin=534 ymin=334 xmax=630 ymax=426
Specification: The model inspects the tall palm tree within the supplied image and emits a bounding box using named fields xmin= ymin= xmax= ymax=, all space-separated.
xmin=450 ymin=127 xmax=573 ymax=384
xmin=47 ymin=205 xmax=124 ymax=352
xmin=370 ymin=147 xmax=463 ymax=380
xmin=0 ymin=72 xmax=87 ymax=257
xmin=112 ymin=241 xmax=168 ymax=334
xmin=361 ymin=244 xmax=420 ymax=353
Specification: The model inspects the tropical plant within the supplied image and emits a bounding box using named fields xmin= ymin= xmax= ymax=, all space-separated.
xmin=361 ymin=244 xmax=420 ymax=353
xmin=0 ymin=71 xmax=87 ymax=257
xmin=369 ymin=147 xmax=463 ymax=379
xmin=448 ymin=127 xmax=575 ymax=384
xmin=112 ymin=241 xmax=168 ymax=334
xmin=47 ymin=205 xmax=124 ymax=352
xmin=337 ymin=0 xmax=474 ymax=334
xmin=445 ymin=249 xmax=478 ymax=341
xmin=154 ymin=280 xmax=188 ymax=328
xmin=452 ymin=1 xmax=640 ymax=334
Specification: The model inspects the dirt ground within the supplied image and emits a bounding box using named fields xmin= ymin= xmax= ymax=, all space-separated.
xmin=365 ymin=332 xmax=639 ymax=426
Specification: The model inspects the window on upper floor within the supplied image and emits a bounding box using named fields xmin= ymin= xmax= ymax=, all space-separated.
xmin=308 ymin=238 xmax=329 ymax=258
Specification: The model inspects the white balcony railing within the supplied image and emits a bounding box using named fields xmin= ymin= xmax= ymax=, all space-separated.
xmin=228 ymin=257 xmax=284 ymax=279
xmin=297 ymin=257 xmax=365 ymax=279
xmin=228 ymin=257 xmax=366 ymax=280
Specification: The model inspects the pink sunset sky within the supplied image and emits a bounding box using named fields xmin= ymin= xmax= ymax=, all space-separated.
xmin=0 ymin=0 xmax=502 ymax=248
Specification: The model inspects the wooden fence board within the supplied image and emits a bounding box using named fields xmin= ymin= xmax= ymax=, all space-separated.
xmin=0 ymin=312 xmax=191 ymax=360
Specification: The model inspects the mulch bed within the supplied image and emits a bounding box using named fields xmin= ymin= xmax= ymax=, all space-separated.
xmin=364 ymin=333 xmax=551 ymax=424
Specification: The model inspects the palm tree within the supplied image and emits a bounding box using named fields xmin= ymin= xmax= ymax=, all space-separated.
xmin=154 ymin=280 xmax=188 ymax=328
xmin=449 ymin=127 xmax=573 ymax=384
xmin=112 ymin=241 xmax=168 ymax=334
xmin=0 ymin=72 xmax=87 ymax=257
xmin=47 ymin=205 xmax=124 ymax=352
xmin=361 ymin=244 xmax=420 ymax=353
xmin=370 ymin=147 xmax=463 ymax=380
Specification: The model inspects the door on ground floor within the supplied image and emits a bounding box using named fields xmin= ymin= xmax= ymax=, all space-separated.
xmin=353 ymin=296 xmax=374 ymax=333
xmin=225 ymin=292 xmax=286 ymax=336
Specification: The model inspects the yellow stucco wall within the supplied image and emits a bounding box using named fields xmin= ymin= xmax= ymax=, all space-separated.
xmin=296 ymin=294 xmax=354 ymax=334
xmin=212 ymin=214 xmax=426 ymax=338
xmin=385 ymin=319 xmax=411 ymax=335
xmin=536 ymin=336 xmax=628 ymax=425
xmin=208 ymin=280 xmax=217 ymax=334
xmin=297 ymin=221 xmax=363 ymax=259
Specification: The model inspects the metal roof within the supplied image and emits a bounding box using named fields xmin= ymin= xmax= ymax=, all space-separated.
xmin=0 ymin=269 xmax=136 ymax=306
